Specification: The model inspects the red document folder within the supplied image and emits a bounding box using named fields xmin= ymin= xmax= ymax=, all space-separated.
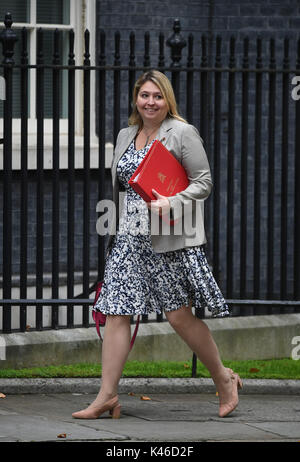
xmin=128 ymin=140 xmax=189 ymax=202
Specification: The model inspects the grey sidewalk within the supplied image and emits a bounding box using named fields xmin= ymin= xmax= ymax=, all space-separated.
xmin=0 ymin=378 xmax=300 ymax=442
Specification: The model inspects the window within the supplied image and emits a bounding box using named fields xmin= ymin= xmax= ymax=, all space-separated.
xmin=0 ymin=0 xmax=96 ymax=141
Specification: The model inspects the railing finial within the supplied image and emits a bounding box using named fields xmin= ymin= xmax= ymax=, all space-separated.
xmin=0 ymin=12 xmax=18 ymax=64
xmin=166 ymin=18 xmax=186 ymax=67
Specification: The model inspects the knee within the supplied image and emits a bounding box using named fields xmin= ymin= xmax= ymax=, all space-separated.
xmin=165 ymin=305 xmax=193 ymax=330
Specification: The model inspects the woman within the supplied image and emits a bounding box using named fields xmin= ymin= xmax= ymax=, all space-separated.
xmin=72 ymin=70 xmax=242 ymax=420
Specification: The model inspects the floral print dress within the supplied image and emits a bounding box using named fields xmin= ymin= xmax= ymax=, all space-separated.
xmin=93 ymin=140 xmax=230 ymax=318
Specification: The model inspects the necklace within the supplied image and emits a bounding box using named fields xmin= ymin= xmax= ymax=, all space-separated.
xmin=142 ymin=127 xmax=158 ymax=147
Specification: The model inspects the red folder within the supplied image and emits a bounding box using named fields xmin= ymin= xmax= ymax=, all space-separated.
xmin=128 ymin=140 xmax=189 ymax=202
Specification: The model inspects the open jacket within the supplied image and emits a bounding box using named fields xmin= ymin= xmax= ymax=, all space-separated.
xmin=107 ymin=117 xmax=213 ymax=254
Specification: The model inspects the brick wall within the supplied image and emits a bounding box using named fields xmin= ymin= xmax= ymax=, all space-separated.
xmin=97 ymin=0 xmax=300 ymax=60
xmin=95 ymin=0 xmax=298 ymax=301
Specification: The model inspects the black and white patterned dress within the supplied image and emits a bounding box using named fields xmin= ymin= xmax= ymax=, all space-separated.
xmin=93 ymin=140 xmax=230 ymax=318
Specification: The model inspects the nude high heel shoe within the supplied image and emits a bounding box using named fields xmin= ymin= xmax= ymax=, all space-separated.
xmin=218 ymin=372 xmax=243 ymax=418
xmin=72 ymin=395 xmax=121 ymax=419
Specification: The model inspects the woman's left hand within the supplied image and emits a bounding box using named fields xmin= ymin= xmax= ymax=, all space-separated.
xmin=147 ymin=189 xmax=171 ymax=216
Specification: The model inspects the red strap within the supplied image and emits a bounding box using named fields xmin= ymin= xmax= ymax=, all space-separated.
xmin=92 ymin=310 xmax=103 ymax=340
xmin=92 ymin=281 xmax=140 ymax=350
xmin=130 ymin=315 xmax=140 ymax=350
xmin=93 ymin=310 xmax=140 ymax=350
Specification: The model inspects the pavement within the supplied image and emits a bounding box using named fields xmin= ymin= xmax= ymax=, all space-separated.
xmin=0 ymin=378 xmax=300 ymax=443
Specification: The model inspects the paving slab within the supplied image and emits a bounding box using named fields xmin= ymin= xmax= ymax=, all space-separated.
xmin=0 ymin=392 xmax=300 ymax=442
xmin=0 ymin=414 xmax=127 ymax=442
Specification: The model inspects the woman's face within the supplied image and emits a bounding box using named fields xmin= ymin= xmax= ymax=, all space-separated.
xmin=136 ymin=80 xmax=168 ymax=126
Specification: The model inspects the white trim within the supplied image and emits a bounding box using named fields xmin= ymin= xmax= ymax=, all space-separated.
xmin=73 ymin=0 xmax=84 ymax=135
xmin=84 ymin=0 xmax=97 ymax=142
xmin=10 ymin=23 xmax=73 ymax=30
xmin=0 ymin=134 xmax=114 ymax=170
xmin=29 ymin=26 xmax=36 ymax=120
xmin=31 ymin=0 xmax=37 ymax=24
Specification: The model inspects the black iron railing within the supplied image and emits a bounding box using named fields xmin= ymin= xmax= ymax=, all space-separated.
xmin=0 ymin=13 xmax=300 ymax=335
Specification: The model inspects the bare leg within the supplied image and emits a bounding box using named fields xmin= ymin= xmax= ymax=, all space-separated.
xmin=72 ymin=314 xmax=131 ymax=417
xmin=165 ymin=305 xmax=233 ymax=404
xmin=93 ymin=314 xmax=131 ymax=403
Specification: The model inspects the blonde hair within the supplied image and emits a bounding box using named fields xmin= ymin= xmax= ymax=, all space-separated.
xmin=128 ymin=69 xmax=187 ymax=129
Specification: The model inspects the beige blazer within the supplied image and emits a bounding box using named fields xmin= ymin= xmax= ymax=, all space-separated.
xmin=107 ymin=117 xmax=213 ymax=253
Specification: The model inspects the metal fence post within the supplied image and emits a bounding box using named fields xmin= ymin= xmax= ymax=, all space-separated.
xmin=294 ymin=38 xmax=300 ymax=308
xmin=166 ymin=19 xmax=186 ymax=103
xmin=0 ymin=13 xmax=18 ymax=333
